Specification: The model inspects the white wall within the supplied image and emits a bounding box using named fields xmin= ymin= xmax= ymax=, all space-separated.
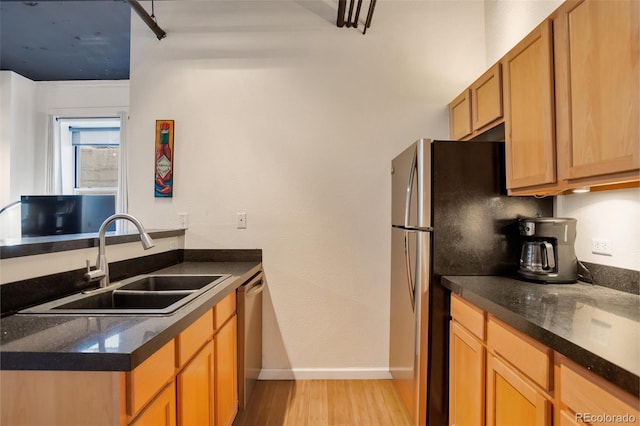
xmin=484 ymin=0 xmax=563 ymax=66
xmin=0 ymin=76 xmax=129 ymax=239
xmin=0 ymin=71 xmax=37 ymax=206
xmin=0 ymin=76 xmax=129 ymax=202
xmin=128 ymin=0 xmax=486 ymax=377
xmin=33 ymin=80 xmax=129 ymax=194
xmin=0 ymin=234 xmax=184 ymax=284
xmin=556 ymin=189 xmax=640 ymax=271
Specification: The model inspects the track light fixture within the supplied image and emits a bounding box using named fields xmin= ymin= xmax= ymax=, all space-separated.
xmin=337 ymin=0 xmax=377 ymax=34
xmin=127 ymin=0 xmax=167 ymax=40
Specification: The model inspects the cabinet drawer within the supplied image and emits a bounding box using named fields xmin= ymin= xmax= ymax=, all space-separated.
xmin=487 ymin=316 xmax=551 ymax=390
xmin=559 ymin=356 xmax=639 ymax=423
xmin=215 ymin=291 xmax=237 ymax=330
xmin=128 ymin=340 xmax=176 ymax=417
xmin=177 ymin=309 xmax=214 ymax=368
xmin=451 ymin=294 xmax=485 ymax=340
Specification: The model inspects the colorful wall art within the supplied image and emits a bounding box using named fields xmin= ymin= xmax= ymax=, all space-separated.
xmin=154 ymin=120 xmax=174 ymax=197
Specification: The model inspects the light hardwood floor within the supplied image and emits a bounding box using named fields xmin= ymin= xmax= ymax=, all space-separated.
xmin=234 ymin=380 xmax=413 ymax=426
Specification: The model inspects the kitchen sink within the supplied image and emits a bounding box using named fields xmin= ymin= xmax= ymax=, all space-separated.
xmin=18 ymin=274 xmax=230 ymax=315
xmin=118 ymin=275 xmax=220 ymax=292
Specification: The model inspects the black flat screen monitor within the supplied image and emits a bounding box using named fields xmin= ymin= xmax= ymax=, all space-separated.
xmin=21 ymin=195 xmax=115 ymax=237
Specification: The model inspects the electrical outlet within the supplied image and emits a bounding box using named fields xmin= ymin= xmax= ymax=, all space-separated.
xmin=178 ymin=213 xmax=189 ymax=229
xmin=591 ymin=238 xmax=612 ymax=256
xmin=236 ymin=212 xmax=247 ymax=229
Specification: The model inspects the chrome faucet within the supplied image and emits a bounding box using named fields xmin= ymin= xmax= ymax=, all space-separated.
xmin=84 ymin=214 xmax=155 ymax=288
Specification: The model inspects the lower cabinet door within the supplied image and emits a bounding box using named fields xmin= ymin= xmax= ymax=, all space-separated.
xmin=486 ymin=354 xmax=551 ymax=426
xmin=131 ymin=381 xmax=177 ymax=426
xmin=215 ymin=315 xmax=238 ymax=426
xmin=449 ymin=321 xmax=485 ymax=426
xmin=559 ymin=410 xmax=580 ymax=426
xmin=177 ymin=341 xmax=215 ymax=426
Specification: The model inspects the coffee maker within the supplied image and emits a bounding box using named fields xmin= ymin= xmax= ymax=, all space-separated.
xmin=518 ymin=217 xmax=578 ymax=283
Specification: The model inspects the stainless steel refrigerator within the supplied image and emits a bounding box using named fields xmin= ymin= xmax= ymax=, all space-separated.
xmin=390 ymin=139 xmax=552 ymax=425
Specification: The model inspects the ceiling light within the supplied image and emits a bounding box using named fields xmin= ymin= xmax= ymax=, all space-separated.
xmin=337 ymin=0 xmax=377 ymax=34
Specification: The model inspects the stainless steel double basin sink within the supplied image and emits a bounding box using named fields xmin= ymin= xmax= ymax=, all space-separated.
xmin=19 ymin=274 xmax=230 ymax=315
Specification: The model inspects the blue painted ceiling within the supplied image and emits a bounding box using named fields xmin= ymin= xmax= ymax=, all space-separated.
xmin=0 ymin=1 xmax=131 ymax=81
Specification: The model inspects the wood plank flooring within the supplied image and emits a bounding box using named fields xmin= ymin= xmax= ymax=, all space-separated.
xmin=234 ymin=380 xmax=412 ymax=426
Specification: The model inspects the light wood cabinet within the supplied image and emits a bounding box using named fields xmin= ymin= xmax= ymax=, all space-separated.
xmin=452 ymin=0 xmax=639 ymax=194
xmin=177 ymin=341 xmax=215 ymax=426
xmin=556 ymin=355 xmax=640 ymax=426
xmin=131 ymin=382 xmax=176 ymax=426
xmin=215 ymin=313 xmax=238 ymax=426
xmin=486 ymin=354 xmax=551 ymax=426
xmin=503 ymin=19 xmax=556 ymax=191
xmin=554 ymin=0 xmax=640 ymax=187
xmin=177 ymin=309 xmax=214 ymax=368
xmin=0 ymin=290 xmax=240 ymax=426
xmin=215 ymin=290 xmax=236 ymax=330
xmin=449 ymin=64 xmax=503 ymax=141
xmin=449 ymin=321 xmax=485 ymax=426
xmin=485 ymin=316 xmax=553 ymax=426
xmin=449 ymin=295 xmax=486 ymax=426
xmin=471 ymin=63 xmax=503 ymax=133
xmin=128 ymin=340 xmax=176 ymax=417
xmin=449 ymin=90 xmax=472 ymax=140
xmin=487 ymin=317 xmax=552 ymax=391
xmin=449 ymin=295 xmax=640 ymax=426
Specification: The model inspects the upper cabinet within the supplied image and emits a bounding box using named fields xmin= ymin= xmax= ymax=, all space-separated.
xmin=449 ymin=89 xmax=472 ymax=140
xmin=554 ymin=0 xmax=640 ymax=185
xmin=449 ymin=64 xmax=503 ymax=140
xmin=449 ymin=0 xmax=640 ymax=195
xmin=503 ymin=20 xmax=556 ymax=190
xmin=471 ymin=63 xmax=503 ymax=132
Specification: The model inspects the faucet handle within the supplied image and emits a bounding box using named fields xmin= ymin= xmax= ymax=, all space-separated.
xmin=84 ymin=259 xmax=106 ymax=282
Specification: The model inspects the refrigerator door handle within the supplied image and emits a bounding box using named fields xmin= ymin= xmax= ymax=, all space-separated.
xmin=404 ymin=230 xmax=416 ymax=311
xmin=393 ymin=225 xmax=434 ymax=232
xmin=402 ymin=146 xmax=420 ymax=311
xmin=404 ymin=147 xmax=418 ymax=227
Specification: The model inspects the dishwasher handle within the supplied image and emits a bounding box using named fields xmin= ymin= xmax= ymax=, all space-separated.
xmin=244 ymin=272 xmax=265 ymax=297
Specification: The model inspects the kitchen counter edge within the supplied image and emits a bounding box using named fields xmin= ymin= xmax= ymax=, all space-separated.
xmin=0 ymin=260 xmax=261 ymax=372
xmin=442 ymin=275 xmax=640 ymax=397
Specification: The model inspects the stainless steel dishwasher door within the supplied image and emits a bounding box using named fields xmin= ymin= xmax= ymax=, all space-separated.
xmin=237 ymin=271 xmax=264 ymax=410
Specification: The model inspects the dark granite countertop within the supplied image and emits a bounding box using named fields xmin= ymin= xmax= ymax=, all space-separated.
xmin=0 ymin=261 xmax=261 ymax=371
xmin=442 ymin=276 xmax=640 ymax=397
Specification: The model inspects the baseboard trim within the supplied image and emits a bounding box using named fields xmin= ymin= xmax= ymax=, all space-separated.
xmin=258 ymin=368 xmax=392 ymax=380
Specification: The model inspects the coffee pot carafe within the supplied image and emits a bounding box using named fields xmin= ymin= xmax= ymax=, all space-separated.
xmin=517 ymin=217 xmax=578 ymax=283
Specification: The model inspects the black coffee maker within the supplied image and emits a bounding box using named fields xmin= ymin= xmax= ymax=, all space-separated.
xmin=517 ymin=217 xmax=578 ymax=283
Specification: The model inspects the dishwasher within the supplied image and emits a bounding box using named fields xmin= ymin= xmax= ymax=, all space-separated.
xmin=237 ymin=270 xmax=264 ymax=410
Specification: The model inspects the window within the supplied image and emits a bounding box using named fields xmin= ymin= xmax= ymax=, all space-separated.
xmin=58 ymin=118 xmax=121 ymax=196
xmin=72 ymin=127 xmax=120 ymax=192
